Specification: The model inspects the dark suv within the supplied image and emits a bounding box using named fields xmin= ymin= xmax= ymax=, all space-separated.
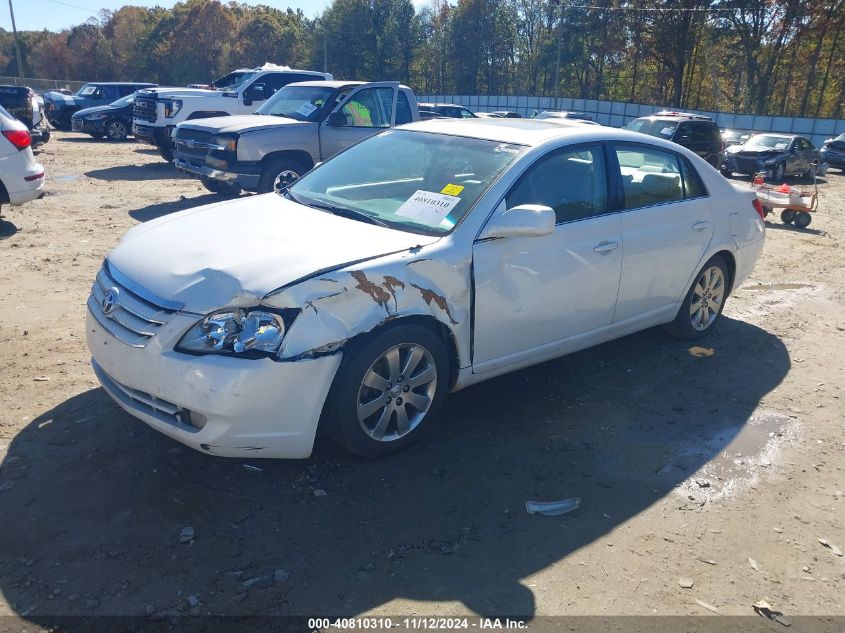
xmin=624 ymin=111 xmax=723 ymax=167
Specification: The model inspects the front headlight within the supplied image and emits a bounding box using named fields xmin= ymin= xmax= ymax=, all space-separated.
xmin=177 ymin=309 xmax=288 ymax=357
xmin=85 ymin=113 xmax=110 ymax=120
xmin=164 ymin=100 xmax=183 ymax=118
xmin=213 ymin=134 xmax=238 ymax=152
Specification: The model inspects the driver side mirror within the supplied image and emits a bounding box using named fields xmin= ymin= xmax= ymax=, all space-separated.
xmin=243 ymin=83 xmax=265 ymax=106
xmin=326 ymin=111 xmax=347 ymax=127
xmin=479 ymin=204 xmax=555 ymax=240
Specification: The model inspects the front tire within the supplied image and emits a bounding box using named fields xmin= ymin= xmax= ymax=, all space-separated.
xmin=771 ymin=162 xmax=785 ymax=182
xmin=201 ymin=177 xmax=241 ymax=197
xmin=158 ymin=147 xmax=174 ymax=162
xmin=665 ymin=255 xmax=729 ymax=340
xmin=794 ymin=211 xmax=812 ymax=228
xmin=258 ymin=157 xmax=306 ymax=194
xmin=105 ymin=118 xmax=129 ymax=141
xmin=323 ymin=324 xmax=450 ymax=458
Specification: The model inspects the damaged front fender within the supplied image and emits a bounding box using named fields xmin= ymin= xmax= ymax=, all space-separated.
xmin=262 ymin=246 xmax=472 ymax=368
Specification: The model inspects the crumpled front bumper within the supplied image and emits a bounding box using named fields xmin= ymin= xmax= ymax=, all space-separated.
xmin=174 ymin=158 xmax=261 ymax=190
xmin=86 ymin=310 xmax=342 ymax=459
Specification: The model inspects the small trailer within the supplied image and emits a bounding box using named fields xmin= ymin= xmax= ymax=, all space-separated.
xmin=752 ymin=173 xmax=819 ymax=228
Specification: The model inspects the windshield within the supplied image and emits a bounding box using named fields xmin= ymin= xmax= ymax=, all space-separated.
xmin=624 ymin=118 xmax=678 ymax=138
xmin=211 ymin=71 xmax=256 ymax=91
xmin=109 ymin=94 xmax=134 ymax=107
xmin=744 ymin=135 xmax=792 ymax=151
xmin=256 ymin=85 xmax=336 ymax=121
xmin=289 ymin=130 xmax=525 ymax=236
xmin=76 ymin=84 xmax=98 ymax=97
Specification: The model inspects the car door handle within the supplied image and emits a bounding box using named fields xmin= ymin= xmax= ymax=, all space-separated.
xmin=592 ymin=241 xmax=619 ymax=253
xmin=692 ymin=220 xmax=712 ymax=232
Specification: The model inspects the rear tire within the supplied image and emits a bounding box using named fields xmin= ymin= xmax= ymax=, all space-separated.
xmin=781 ymin=209 xmax=795 ymax=224
xmin=322 ymin=324 xmax=450 ymax=458
xmin=258 ymin=157 xmax=306 ymax=194
xmin=664 ymin=255 xmax=729 ymax=340
xmin=158 ymin=147 xmax=174 ymax=162
xmin=794 ymin=211 xmax=812 ymax=228
xmin=719 ymin=169 xmax=732 ymax=177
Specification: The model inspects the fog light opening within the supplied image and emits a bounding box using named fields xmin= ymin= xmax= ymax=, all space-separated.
xmin=186 ymin=410 xmax=208 ymax=430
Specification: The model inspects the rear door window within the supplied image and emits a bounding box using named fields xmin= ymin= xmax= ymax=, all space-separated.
xmin=615 ymin=145 xmax=684 ymax=209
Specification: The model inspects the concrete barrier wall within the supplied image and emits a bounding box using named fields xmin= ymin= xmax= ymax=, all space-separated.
xmin=418 ymin=94 xmax=845 ymax=148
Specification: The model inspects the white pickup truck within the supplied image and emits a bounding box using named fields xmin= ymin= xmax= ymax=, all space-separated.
xmin=132 ymin=64 xmax=331 ymax=160
xmin=173 ymin=81 xmax=420 ymax=195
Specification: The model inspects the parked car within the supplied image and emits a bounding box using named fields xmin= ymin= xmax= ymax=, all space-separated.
xmin=722 ymin=129 xmax=755 ymax=147
xmin=419 ymin=110 xmax=447 ymax=120
xmin=173 ymin=81 xmax=420 ymax=195
xmin=490 ymin=110 xmax=522 ymax=118
xmin=624 ymin=111 xmax=723 ymax=167
xmin=133 ymin=63 xmax=331 ymax=161
xmin=43 ymin=82 xmax=156 ymax=130
xmin=819 ymin=133 xmax=845 ymax=172
xmin=71 ymin=93 xmax=137 ymax=141
xmin=0 ymin=85 xmax=50 ymax=148
xmin=86 ymin=119 xmax=764 ymax=459
xmin=0 ymin=105 xmax=45 ymax=213
xmin=533 ymin=110 xmax=593 ymax=122
xmin=418 ymin=102 xmax=476 ymax=119
xmin=721 ymin=133 xmax=823 ymax=180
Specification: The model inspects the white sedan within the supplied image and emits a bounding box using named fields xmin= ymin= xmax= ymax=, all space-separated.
xmin=0 ymin=105 xmax=45 ymax=210
xmin=86 ymin=119 xmax=765 ymax=459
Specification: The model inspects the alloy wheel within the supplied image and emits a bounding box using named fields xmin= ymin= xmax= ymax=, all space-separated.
xmin=689 ymin=265 xmax=725 ymax=331
xmin=356 ymin=343 xmax=438 ymax=442
xmin=272 ymin=169 xmax=300 ymax=193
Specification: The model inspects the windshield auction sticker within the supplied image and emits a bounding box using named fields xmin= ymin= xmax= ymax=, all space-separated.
xmin=295 ymin=102 xmax=318 ymax=117
xmin=440 ymin=183 xmax=464 ymax=196
xmin=396 ymin=190 xmax=460 ymax=225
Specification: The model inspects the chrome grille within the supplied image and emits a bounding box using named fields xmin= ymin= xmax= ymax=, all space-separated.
xmin=133 ymin=95 xmax=157 ymax=122
xmin=173 ymin=128 xmax=214 ymax=164
xmin=87 ymin=262 xmax=179 ymax=348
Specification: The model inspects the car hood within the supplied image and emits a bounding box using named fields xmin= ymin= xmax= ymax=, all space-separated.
xmin=72 ymin=104 xmax=124 ymax=118
xmin=43 ymin=91 xmax=84 ymax=106
xmin=823 ymin=139 xmax=845 ymax=151
xmin=726 ymin=145 xmax=785 ymax=156
xmin=179 ymin=115 xmax=307 ymax=135
xmin=107 ymin=194 xmax=440 ymax=314
xmin=138 ymin=87 xmax=222 ymax=100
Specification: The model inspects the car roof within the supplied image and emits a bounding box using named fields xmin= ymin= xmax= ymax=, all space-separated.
xmin=419 ymin=103 xmax=466 ymax=108
xmin=85 ymin=82 xmax=156 ymax=86
xmin=287 ymin=80 xmax=365 ymax=88
xmin=401 ymin=117 xmax=685 ymax=149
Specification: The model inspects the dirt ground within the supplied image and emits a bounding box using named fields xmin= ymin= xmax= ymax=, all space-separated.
xmin=0 ymin=132 xmax=843 ymax=630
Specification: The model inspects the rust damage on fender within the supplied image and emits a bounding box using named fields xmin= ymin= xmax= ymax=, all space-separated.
xmin=265 ymin=249 xmax=470 ymax=367
xmin=350 ymin=271 xmax=391 ymax=309
xmin=408 ymin=283 xmax=458 ymax=325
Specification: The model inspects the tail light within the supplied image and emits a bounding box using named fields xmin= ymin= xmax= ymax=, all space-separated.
xmin=752 ymin=199 xmax=765 ymax=220
xmin=2 ymin=129 xmax=32 ymax=150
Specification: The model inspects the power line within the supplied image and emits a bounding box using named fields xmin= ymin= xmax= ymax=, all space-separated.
xmin=40 ymin=0 xmax=98 ymax=14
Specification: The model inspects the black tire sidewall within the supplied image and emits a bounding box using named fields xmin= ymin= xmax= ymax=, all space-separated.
xmin=258 ymin=158 xmax=304 ymax=194
xmin=773 ymin=162 xmax=785 ymax=181
xmin=324 ymin=324 xmax=450 ymax=458
xmin=666 ymin=255 xmax=729 ymax=340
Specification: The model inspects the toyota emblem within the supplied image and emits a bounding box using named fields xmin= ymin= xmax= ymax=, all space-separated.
xmin=102 ymin=287 xmax=120 ymax=315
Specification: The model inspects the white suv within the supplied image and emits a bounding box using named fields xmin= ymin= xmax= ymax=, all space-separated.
xmin=0 ymin=105 xmax=44 ymax=212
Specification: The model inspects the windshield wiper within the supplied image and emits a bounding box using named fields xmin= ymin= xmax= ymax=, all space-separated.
xmin=310 ymin=201 xmax=390 ymax=228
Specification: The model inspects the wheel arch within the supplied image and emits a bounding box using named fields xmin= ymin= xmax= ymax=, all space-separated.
xmin=712 ymin=249 xmax=737 ymax=295
xmin=0 ymin=178 xmax=9 ymax=205
xmin=342 ymin=315 xmax=461 ymax=391
xmin=260 ymin=149 xmax=315 ymax=171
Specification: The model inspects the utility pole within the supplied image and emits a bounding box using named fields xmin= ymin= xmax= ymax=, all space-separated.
xmin=314 ymin=18 xmax=327 ymax=73
xmin=7 ymin=0 xmax=25 ymax=84
xmin=554 ymin=0 xmax=564 ymax=111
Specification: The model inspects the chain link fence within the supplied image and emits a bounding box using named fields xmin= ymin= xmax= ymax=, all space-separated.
xmin=0 ymin=76 xmax=87 ymax=94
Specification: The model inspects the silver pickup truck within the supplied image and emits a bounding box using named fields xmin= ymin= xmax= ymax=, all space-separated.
xmin=173 ymin=80 xmax=419 ymax=195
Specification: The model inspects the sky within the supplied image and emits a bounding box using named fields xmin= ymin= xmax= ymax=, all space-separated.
xmin=2 ymin=0 xmax=429 ymax=33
